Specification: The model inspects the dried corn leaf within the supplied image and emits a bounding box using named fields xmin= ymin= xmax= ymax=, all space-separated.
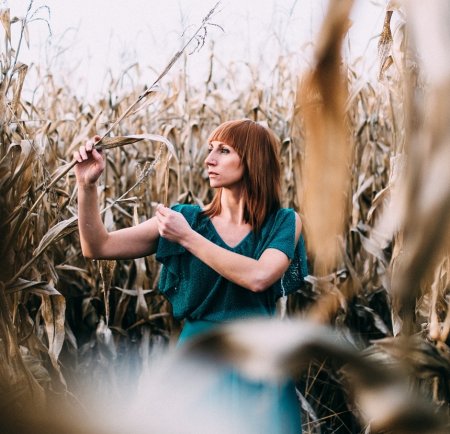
xmin=5 ymin=278 xmax=60 ymax=295
xmin=378 ymin=10 xmax=394 ymax=80
xmin=0 ymin=285 xmax=45 ymax=400
xmin=66 ymin=110 xmax=102 ymax=154
xmin=0 ymin=79 xmax=7 ymax=125
xmin=7 ymin=216 xmax=78 ymax=286
xmin=99 ymin=259 xmax=116 ymax=325
xmin=99 ymin=133 xmax=178 ymax=161
xmin=40 ymin=292 xmax=66 ymax=370
xmin=113 ymin=287 xmax=153 ymax=297
xmin=132 ymin=206 xmax=149 ymax=318
xmin=295 ymin=0 xmax=353 ymax=274
xmin=55 ymin=264 xmax=89 ymax=274
xmin=11 ymin=63 xmax=28 ymax=114
xmin=354 ymin=228 xmax=388 ymax=264
xmin=390 ymin=0 xmax=450 ymax=335
xmin=428 ymin=256 xmax=450 ymax=341
xmin=0 ymin=7 xmax=11 ymax=42
xmin=33 ymin=216 xmax=78 ymax=258
xmin=0 ymin=140 xmax=34 ymax=192
xmin=95 ymin=317 xmax=117 ymax=359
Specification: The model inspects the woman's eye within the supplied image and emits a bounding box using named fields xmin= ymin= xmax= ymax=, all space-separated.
xmin=220 ymin=148 xmax=230 ymax=154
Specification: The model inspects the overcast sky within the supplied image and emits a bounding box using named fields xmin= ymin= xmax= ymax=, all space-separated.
xmin=10 ymin=0 xmax=384 ymax=100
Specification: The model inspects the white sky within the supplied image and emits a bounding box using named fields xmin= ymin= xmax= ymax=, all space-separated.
xmin=9 ymin=0 xmax=385 ymax=101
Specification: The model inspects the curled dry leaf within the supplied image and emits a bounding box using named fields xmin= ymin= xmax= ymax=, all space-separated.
xmin=98 ymin=134 xmax=178 ymax=161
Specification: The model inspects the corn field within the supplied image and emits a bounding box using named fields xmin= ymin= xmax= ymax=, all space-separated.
xmin=1 ymin=0 xmax=449 ymax=433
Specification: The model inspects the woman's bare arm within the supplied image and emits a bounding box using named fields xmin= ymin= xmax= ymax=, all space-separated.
xmin=75 ymin=136 xmax=159 ymax=260
xmin=77 ymin=185 xmax=159 ymax=259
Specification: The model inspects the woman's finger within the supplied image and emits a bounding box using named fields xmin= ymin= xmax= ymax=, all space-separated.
xmin=156 ymin=204 xmax=168 ymax=216
xmin=73 ymin=151 xmax=82 ymax=163
xmin=91 ymin=148 xmax=103 ymax=162
xmin=79 ymin=145 xmax=88 ymax=160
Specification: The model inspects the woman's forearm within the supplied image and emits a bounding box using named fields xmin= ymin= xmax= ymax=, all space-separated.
xmin=77 ymin=183 xmax=161 ymax=260
xmin=77 ymin=183 xmax=109 ymax=259
xmin=180 ymin=230 xmax=290 ymax=292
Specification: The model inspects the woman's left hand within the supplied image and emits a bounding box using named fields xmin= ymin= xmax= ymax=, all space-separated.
xmin=155 ymin=204 xmax=192 ymax=244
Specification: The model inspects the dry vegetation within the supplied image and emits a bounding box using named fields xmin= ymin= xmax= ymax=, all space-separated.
xmin=0 ymin=0 xmax=449 ymax=433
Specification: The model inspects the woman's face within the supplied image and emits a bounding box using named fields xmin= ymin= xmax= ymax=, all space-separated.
xmin=205 ymin=140 xmax=244 ymax=190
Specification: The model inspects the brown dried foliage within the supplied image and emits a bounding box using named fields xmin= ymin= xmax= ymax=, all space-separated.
xmin=0 ymin=0 xmax=449 ymax=433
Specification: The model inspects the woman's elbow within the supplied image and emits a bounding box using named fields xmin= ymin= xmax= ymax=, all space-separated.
xmin=80 ymin=234 xmax=109 ymax=260
xmin=81 ymin=248 xmax=98 ymax=260
xmin=80 ymin=243 xmax=103 ymax=260
xmin=249 ymin=273 xmax=272 ymax=293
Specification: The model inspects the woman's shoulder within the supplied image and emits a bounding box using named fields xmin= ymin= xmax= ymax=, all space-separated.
xmin=275 ymin=207 xmax=301 ymax=223
xmin=171 ymin=203 xmax=201 ymax=212
xmin=264 ymin=207 xmax=301 ymax=236
xmin=170 ymin=203 xmax=202 ymax=224
xmin=275 ymin=207 xmax=295 ymax=216
xmin=270 ymin=207 xmax=298 ymax=222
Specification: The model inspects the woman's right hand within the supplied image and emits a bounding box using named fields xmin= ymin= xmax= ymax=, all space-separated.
xmin=74 ymin=135 xmax=105 ymax=186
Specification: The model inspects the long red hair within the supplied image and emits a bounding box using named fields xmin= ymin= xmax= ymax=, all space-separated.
xmin=203 ymin=119 xmax=281 ymax=233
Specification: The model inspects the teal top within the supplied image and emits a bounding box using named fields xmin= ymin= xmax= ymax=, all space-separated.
xmin=156 ymin=204 xmax=308 ymax=322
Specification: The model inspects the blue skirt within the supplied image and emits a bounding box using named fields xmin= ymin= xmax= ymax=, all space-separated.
xmin=178 ymin=320 xmax=302 ymax=434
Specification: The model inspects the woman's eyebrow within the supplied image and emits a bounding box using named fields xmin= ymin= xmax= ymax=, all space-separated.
xmin=209 ymin=140 xmax=232 ymax=149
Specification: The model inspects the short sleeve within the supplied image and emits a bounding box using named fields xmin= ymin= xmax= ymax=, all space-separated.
xmin=278 ymin=234 xmax=308 ymax=298
xmin=258 ymin=208 xmax=308 ymax=299
xmin=265 ymin=209 xmax=296 ymax=260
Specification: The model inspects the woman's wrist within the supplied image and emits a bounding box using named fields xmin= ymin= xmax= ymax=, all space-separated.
xmin=78 ymin=181 xmax=98 ymax=190
xmin=179 ymin=228 xmax=197 ymax=250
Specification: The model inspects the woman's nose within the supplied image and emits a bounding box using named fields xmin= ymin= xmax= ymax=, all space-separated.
xmin=205 ymin=154 xmax=217 ymax=166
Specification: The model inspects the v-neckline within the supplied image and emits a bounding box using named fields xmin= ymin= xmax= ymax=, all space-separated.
xmin=206 ymin=218 xmax=253 ymax=249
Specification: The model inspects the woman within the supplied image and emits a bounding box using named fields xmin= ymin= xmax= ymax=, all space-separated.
xmin=74 ymin=119 xmax=307 ymax=433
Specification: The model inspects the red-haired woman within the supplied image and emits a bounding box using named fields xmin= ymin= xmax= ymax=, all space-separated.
xmin=74 ymin=119 xmax=307 ymax=433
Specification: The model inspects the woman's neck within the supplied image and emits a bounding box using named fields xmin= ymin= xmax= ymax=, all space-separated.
xmin=219 ymin=188 xmax=246 ymax=225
